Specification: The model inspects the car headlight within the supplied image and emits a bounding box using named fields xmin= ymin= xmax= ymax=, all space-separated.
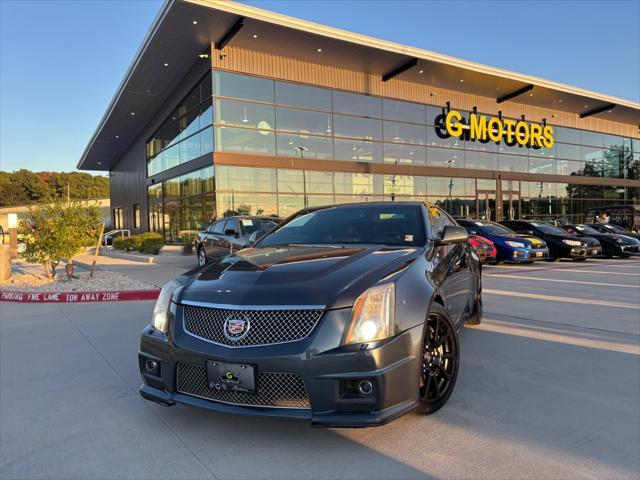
xmin=345 ymin=283 xmax=395 ymax=345
xmin=505 ymin=241 xmax=525 ymax=248
xmin=562 ymin=239 xmax=582 ymax=246
xmin=152 ymin=279 xmax=182 ymax=333
xmin=615 ymin=238 xmax=624 ymax=243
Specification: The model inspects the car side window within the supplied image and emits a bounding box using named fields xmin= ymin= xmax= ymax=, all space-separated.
xmin=223 ymin=219 xmax=238 ymax=235
xmin=212 ymin=221 xmax=225 ymax=234
xmin=427 ymin=206 xmax=448 ymax=239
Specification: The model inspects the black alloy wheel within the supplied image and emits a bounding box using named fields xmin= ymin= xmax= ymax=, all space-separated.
xmin=418 ymin=305 xmax=460 ymax=414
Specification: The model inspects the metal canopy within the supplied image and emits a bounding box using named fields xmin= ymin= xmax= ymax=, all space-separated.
xmin=78 ymin=0 xmax=640 ymax=171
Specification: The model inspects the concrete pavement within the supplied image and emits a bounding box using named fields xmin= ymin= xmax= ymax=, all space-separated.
xmin=1 ymin=258 xmax=639 ymax=479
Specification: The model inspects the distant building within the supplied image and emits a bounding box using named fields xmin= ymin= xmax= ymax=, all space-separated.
xmin=78 ymin=0 xmax=640 ymax=243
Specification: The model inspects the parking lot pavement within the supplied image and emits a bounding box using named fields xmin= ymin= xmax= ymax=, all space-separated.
xmin=1 ymin=259 xmax=639 ymax=479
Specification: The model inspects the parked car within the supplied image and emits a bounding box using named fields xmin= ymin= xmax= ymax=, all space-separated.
xmin=583 ymin=205 xmax=640 ymax=232
xmin=500 ymin=220 xmax=590 ymax=262
xmin=139 ymin=202 xmax=482 ymax=427
xmin=195 ymin=216 xmax=281 ymax=266
xmin=456 ymin=219 xmax=548 ymax=263
xmin=585 ymin=223 xmax=640 ymax=241
xmin=468 ymin=234 xmax=497 ymax=264
xmin=556 ymin=225 xmax=603 ymax=257
xmin=561 ymin=224 xmax=640 ymax=258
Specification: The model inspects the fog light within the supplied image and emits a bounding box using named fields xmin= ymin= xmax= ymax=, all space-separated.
xmin=145 ymin=359 xmax=159 ymax=373
xmin=358 ymin=380 xmax=373 ymax=396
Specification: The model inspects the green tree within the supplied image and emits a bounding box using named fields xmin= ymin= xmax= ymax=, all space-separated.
xmin=19 ymin=200 xmax=101 ymax=279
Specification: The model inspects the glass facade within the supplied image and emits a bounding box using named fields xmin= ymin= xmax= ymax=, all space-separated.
xmin=211 ymin=71 xmax=639 ymax=180
xmin=137 ymin=68 xmax=638 ymax=240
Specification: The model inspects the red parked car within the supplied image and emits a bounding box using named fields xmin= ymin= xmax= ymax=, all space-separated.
xmin=468 ymin=234 xmax=497 ymax=264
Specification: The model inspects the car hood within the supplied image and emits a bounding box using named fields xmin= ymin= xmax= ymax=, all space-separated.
xmin=571 ymin=235 xmax=601 ymax=247
xmin=489 ymin=233 xmax=545 ymax=247
xmin=179 ymin=245 xmax=422 ymax=309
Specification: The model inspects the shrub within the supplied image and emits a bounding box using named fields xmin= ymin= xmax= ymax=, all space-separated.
xmin=19 ymin=200 xmax=101 ymax=279
xmin=113 ymin=232 xmax=164 ymax=255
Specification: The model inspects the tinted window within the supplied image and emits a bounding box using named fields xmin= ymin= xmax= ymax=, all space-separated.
xmin=239 ymin=219 xmax=278 ymax=235
xmin=382 ymin=99 xmax=425 ymax=124
xmin=529 ymin=222 xmax=568 ymax=235
xmin=473 ymin=222 xmax=514 ymax=235
xmin=258 ymin=205 xmax=425 ymax=247
xmin=427 ymin=205 xmax=448 ymax=239
xmin=213 ymin=71 xmax=274 ymax=103
xmin=212 ymin=221 xmax=225 ymax=234
xmin=332 ymin=91 xmax=382 ymax=117
xmin=223 ymin=219 xmax=238 ymax=234
xmin=275 ymin=82 xmax=332 ymax=111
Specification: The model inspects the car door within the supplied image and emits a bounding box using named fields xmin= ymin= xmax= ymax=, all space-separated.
xmin=222 ymin=219 xmax=244 ymax=255
xmin=428 ymin=207 xmax=470 ymax=325
xmin=205 ymin=220 xmax=228 ymax=259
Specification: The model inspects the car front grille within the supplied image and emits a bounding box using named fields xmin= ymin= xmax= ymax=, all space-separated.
xmin=182 ymin=304 xmax=323 ymax=347
xmin=176 ymin=363 xmax=311 ymax=409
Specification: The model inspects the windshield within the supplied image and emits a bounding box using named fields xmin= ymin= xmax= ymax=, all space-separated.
xmin=575 ymin=225 xmax=600 ymax=235
xmin=473 ymin=222 xmax=514 ymax=235
xmin=240 ymin=219 xmax=278 ymax=235
xmin=257 ymin=205 xmax=425 ymax=247
xmin=529 ymin=222 xmax=567 ymax=235
xmin=602 ymin=224 xmax=626 ymax=233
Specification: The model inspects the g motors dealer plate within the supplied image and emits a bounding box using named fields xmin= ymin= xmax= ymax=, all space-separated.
xmin=206 ymin=360 xmax=256 ymax=393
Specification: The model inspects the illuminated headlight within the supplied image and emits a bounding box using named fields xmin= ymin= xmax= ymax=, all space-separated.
xmin=152 ymin=279 xmax=182 ymax=333
xmin=505 ymin=241 xmax=525 ymax=248
xmin=345 ymin=284 xmax=395 ymax=345
xmin=562 ymin=239 xmax=582 ymax=246
xmin=615 ymin=238 xmax=625 ymax=243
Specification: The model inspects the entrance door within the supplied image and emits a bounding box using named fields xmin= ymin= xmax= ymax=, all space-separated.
xmin=477 ymin=190 xmax=496 ymax=221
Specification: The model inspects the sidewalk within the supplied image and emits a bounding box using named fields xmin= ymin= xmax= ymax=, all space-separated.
xmin=73 ymin=253 xmax=197 ymax=287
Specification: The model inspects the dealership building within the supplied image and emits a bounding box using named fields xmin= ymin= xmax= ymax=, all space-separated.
xmin=78 ymin=0 xmax=640 ymax=242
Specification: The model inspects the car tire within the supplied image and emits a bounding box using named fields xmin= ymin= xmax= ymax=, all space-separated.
xmin=417 ymin=304 xmax=460 ymax=415
xmin=545 ymin=257 xmax=559 ymax=262
xmin=574 ymin=257 xmax=587 ymax=262
xmin=197 ymin=246 xmax=208 ymax=266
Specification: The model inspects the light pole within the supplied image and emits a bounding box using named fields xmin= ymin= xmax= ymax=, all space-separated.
xmin=445 ymin=159 xmax=456 ymax=213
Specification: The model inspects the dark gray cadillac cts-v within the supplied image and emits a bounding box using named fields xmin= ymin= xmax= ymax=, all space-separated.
xmin=139 ymin=202 xmax=482 ymax=427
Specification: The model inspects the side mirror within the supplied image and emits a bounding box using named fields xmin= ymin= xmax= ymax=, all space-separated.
xmin=248 ymin=231 xmax=260 ymax=245
xmin=224 ymin=229 xmax=239 ymax=237
xmin=436 ymin=225 xmax=469 ymax=245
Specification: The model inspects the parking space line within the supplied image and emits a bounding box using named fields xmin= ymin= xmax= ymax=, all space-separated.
xmin=483 ymin=274 xmax=639 ymax=288
xmin=483 ymin=289 xmax=640 ymax=309
xmin=484 ymin=265 xmax=640 ymax=276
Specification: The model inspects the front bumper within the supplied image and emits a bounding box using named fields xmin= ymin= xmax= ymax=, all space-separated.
xmin=138 ymin=307 xmax=423 ymax=427
xmin=619 ymin=245 xmax=640 ymax=255
xmin=505 ymin=247 xmax=549 ymax=262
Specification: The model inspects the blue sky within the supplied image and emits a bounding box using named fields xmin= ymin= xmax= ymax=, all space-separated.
xmin=1 ymin=0 xmax=638 ymax=173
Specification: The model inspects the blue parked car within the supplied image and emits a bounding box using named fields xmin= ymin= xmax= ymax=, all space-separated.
xmin=457 ymin=219 xmax=549 ymax=263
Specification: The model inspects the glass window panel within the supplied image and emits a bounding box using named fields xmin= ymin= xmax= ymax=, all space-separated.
xmin=202 ymin=166 xmax=215 ymax=193
xmin=278 ymin=195 xmax=305 ymax=217
xmin=583 ymin=158 xmax=604 ymax=177
xmin=334 ymin=138 xmax=382 ymax=163
xmin=581 ymin=145 xmax=603 ymax=162
xmin=383 ymin=144 xmax=426 ymax=165
xmin=476 ymin=179 xmax=496 ymax=191
xmin=200 ymin=72 xmax=212 ymax=100
xmin=557 ymin=159 xmax=584 ymax=176
xmin=276 ymin=134 xmax=333 ymax=160
xmin=555 ymin=126 xmax=580 ymax=144
xmin=334 ymin=173 xmax=383 ymax=195
xmin=179 ymin=133 xmax=201 ymax=164
xmin=214 ymin=99 xmax=275 ymax=130
xmin=464 ymin=139 xmax=498 ymax=152
xmin=384 ymin=175 xmax=427 ymax=196
xmin=274 ymin=81 xmax=332 ymax=111
xmin=383 ymin=121 xmax=426 ymax=145
xmin=277 ymin=169 xmax=304 ymax=194
xmin=498 ymin=154 xmax=528 ymax=173
xmin=215 ymin=166 xmax=277 ymax=193
xmin=200 ymin=126 xmax=213 ymax=154
xmin=556 ymin=143 xmax=581 ymax=160
xmin=426 ymin=177 xmax=471 ymax=197
xmin=276 ymin=107 xmax=332 ymax=136
xmin=604 ymin=134 xmax=624 ymax=150
xmin=426 ymin=106 xmax=443 ymax=126
xmin=333 ymin=115 xmax=382 ymax=141
xmin=426 ymin=126 xmax=463 ymax=148
xmin=332 ymin=91 xmax=381 ymax=117
xmin=426 ymin=147 xmax=462 ymax=168
xmin=382 ymin=99 xmax=425 ymax=124
xmin=464 ymin=151 xmax=497 ymax=171
xmin=214 ymin=126 xmax=276 ymax=155
xmin=626 ymin=152 xmax=640 ymax=180
xmin=498 ymin=142 xmax=528 ymax=156
xmin=217 ymin=192 xmax=278 ymax=218
xmin=213 ymin=71 xmax=274 ymax=103
xmin=334 ymin=194 xmax=385 ymax=204
xmin=306 ymin=194 xmax=334 ymax=208
xmin=199 ymin=102 xmax=213 ymax=129
xmin=581 ymin=130 xmax=604 ymax=147
xmin=603 ymin=150 xmax=624 ymax=178
xmin=528 ymin=157 xmax=556 ymax=175
xmin=305 ymin=171 xmax=334 ymax=194
xmin=180 ymin=108 xmax=201 ymax=141
xmin=520 ymin=181 xmax=557 ymax=198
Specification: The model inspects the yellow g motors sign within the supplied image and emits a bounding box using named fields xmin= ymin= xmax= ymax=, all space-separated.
xmin=435 ymin=110 xmax=554 ymax=149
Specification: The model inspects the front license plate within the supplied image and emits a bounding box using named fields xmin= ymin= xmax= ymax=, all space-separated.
xmin=206 ymin=361 xmax=256 ymax=393
xmin=535 ymin=251 xmax=543 ymax=257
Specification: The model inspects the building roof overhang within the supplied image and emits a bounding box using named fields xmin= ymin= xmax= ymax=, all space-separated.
xmin=78 ymin=0 xmax=640 ymax=171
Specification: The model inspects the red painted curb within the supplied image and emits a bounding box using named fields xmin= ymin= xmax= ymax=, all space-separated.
xmin=0 ymin=289 xmax=160 ymax=303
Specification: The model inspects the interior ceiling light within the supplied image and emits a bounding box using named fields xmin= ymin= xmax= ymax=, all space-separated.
xmin=253 ymin=34 xmax=258 ymax=38
xmin=317 ymin=48 xmax=322 ymax=52
xmin=529 ymin=93 xmax=534 ymax=96
xmin=115 ymin=135 xmax=119 ymax=139
xmin=130 ymin=112 xmax=135 ymax=116
xmin=163 ymin=63 xmax=169 ymax=67
xmin=608 ymin=110 xmax=612 ymax=113
xmin=198 ymin=53 xmax=209 ymax=59
xmin=459 ymin=79 xmax=464 ymax=82
xmin=192 ymin=20 xmax=198 ymax=25
xmin=418 ymin=70 xmax=424 ymax=74
xmin=558 ymin=99 xmax=563 ymax=103
xmin=584 ymin=105 xmax=589 ymax=108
